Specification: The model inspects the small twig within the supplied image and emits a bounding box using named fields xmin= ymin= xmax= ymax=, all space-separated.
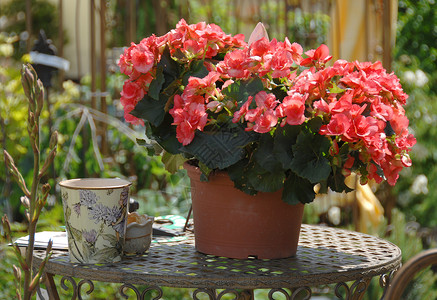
xmin=85 ymin=108 xmax=104 ymax=171
xmin=63 ymin=109 xmax=88 ymax=170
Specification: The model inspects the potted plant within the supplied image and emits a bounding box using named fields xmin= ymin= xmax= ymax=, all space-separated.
xmin=117 ymin=20 xmax=415 ymax=259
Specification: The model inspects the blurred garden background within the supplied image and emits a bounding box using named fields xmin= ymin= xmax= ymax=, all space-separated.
xmin=0 ymin=0 xmax=436 ymax=298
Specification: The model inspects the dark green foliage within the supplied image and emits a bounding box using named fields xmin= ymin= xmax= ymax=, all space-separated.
xmin=396 ymin=0 xmax=437 ymax=79
xmin=391 ymin=0 xmax=437 ymax=228
xmin=1 ymin=0 xmax=64 ymax=59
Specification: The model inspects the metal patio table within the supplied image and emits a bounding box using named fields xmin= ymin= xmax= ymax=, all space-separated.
xmin=33 ymin=224 xmax=401 ymax=299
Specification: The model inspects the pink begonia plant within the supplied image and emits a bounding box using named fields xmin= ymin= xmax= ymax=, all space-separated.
xmin=117 ymin=19 xmax=416 ymax=205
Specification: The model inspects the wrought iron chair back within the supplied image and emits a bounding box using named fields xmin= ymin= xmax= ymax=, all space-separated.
xmin=385 ymin=248 xmax=437 ymax=299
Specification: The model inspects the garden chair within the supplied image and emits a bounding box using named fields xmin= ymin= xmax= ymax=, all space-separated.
xmin=385 ymin=248 xmax=437 ymax=299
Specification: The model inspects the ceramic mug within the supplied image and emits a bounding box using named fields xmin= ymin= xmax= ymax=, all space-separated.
xmin=59 ymin=178 xmax=131 ymax=264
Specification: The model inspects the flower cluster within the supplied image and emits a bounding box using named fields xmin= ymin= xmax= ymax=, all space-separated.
xmin=118 ymin=20 xmax=416 ymax=204
xmin=118 ymin=19 xmax=245 ymax=126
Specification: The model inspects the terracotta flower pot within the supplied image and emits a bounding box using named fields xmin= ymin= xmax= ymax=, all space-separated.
xmin=185 ymin=162 xmax=305 ymax=259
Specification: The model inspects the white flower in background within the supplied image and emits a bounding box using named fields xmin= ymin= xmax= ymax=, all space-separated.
xmin=403 ymin=70 xmax=416 ymax=84
xmin=410 ymin=174 xmax=428 ymax=195
xmin=402 ymin=69 xmax=429 ymax=87
xmin=415 ymin=69 xmax=429 ymax=87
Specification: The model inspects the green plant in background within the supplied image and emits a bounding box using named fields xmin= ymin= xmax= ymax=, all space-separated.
xmin=0 ymin=33 xmax=79 ymax=222
xmin=396 ymin=0 xmax=437 ymax=94
xmin=0 ymin=33 xmax=31 ymax=221
xmin=2 ymin=64 xmax=58 ymax=300
xmin=391 ymin=0 xmax=437 ymax=229
xmin=0 ymin=0 xmax=63 ymax=59
xmin=363 ymin=209 xmax=437 ymax=300
xmin=286 ymin=10 xmax=329 ymax=50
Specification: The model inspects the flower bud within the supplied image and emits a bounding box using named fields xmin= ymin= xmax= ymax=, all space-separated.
xmin=4 ymin=150 xmax=18 ymax=178
xmin=13 ymin=265 xmax=21 ymax=281
xmin=36 ymin=79 xmax=44 ymax=116
xmin=49 ymin=131 xmax=58 ymax=150
xmin=332 ymin=156 xmax=340 ymax=167
xmin=42 ymin=183 xmax=51 ymax=195
xmin=28 ymin=112 xmax=35 ymax=126
xmin=225 ymin=100 xmax=235 ymax=110
xmin=21 ymin=65 xmax=34 ymax=102
xmin=329 ymin=140 xmax=339 ymax=156
xmin=46 ymin=239 xmax=53 ymax=254
xmin=20 ymin=196 xmax=30 ymax=209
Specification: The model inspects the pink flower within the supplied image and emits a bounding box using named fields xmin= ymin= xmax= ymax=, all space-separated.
xmin=250 ymin=37 xmax=271 ymax=56
xmin=320 ymin=113 xmax=351 ymax=136
xmin=367 ymin=164 xmax=383 ymax=184
xmin=313 ymin=99 xmax=330 ymax=115
xmin=300 ymin=44 xmax=332 ymax=68
xmin=283 ymin=38 xmax=303 ymax=64
xmin=390 ymin=112 xmax=410 ymax=136
xmin=346 ymin=115 xmax=379 ymax=142
xmin=233 ymin=96 xmax=253 ymax=123
xmin=176 ymin=120 xmax=196 ymax=146
xmin=270 ymin=46 xmax=293 ymax=78
xmin=217 ymin=48 xmax=251 ymax=78
xmin=253 ymin=110 xmax=278 ymax=133
xmin=342 ymin=155 xmax=355 ymax=177
xmin=254 ymin=91 xmax=279 ymax=109
xmin=123 ymin=109 xmax=144 ymax=126
xmin=170 ymin=95 xmax=208 ymax=146
xmin=370 ymin=97 xmax=394 ymax=122
xmin=184 ymin=72 xmax=220 ymax=99
xmin=276 ymin=94 xmax=306 ymax=126
xmin=130 ymin=44 xmax=155 ymax=74
xmin=117 ymin=20 xmax=415 ymax=190
xmin=120 ymin=81 xmax=144 ymax=102
xmin=118 ymin=43 xmax=135 ymax=76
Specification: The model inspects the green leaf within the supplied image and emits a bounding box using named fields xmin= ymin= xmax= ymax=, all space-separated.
xmin=158 ymin=46 xmax=181 ymax=80
xmin=161 ymin=152 xmax=186 ymax=173
xmin=253 ymin=134 xmax=283 ymax=173
xmin=247 ymin=162 xmax=285 ymax=193
xmin=148 ymin=114 xmax=183 ymax=154
xmin=131 ymin=94 xmax=166 ymax=127
xmin=273 ymin=125 xmax=301 ymax=169
xmin=282 ymin=173 xmax=315 ymax=205
xmin=327 ymin=171 xmax=353 ymax=193
xmin=198 ymin=161 xmax=212 ymax=181
xmin=182 ymin=60 xmax=209 ymax=86
xmin=290 ymin=130 xmax=331 ymax=183
xmin=222 ymin=78 xmax=264 ymax=107
xmin=307 ymin=116 xmax=323 ymax=133
xmin=227 ymin=159 xmax=257 ymax=195
xmin=329 ymin=82 xmax=345 ymax=94
xmin=148 ymin=65 xmax=165 ymax=100
xmin=182 ymin=122 xmax=259 ymax=170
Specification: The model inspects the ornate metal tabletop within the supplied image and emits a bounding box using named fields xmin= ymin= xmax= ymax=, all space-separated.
xmin=33 ymin=224 xmax=401 ymax=299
